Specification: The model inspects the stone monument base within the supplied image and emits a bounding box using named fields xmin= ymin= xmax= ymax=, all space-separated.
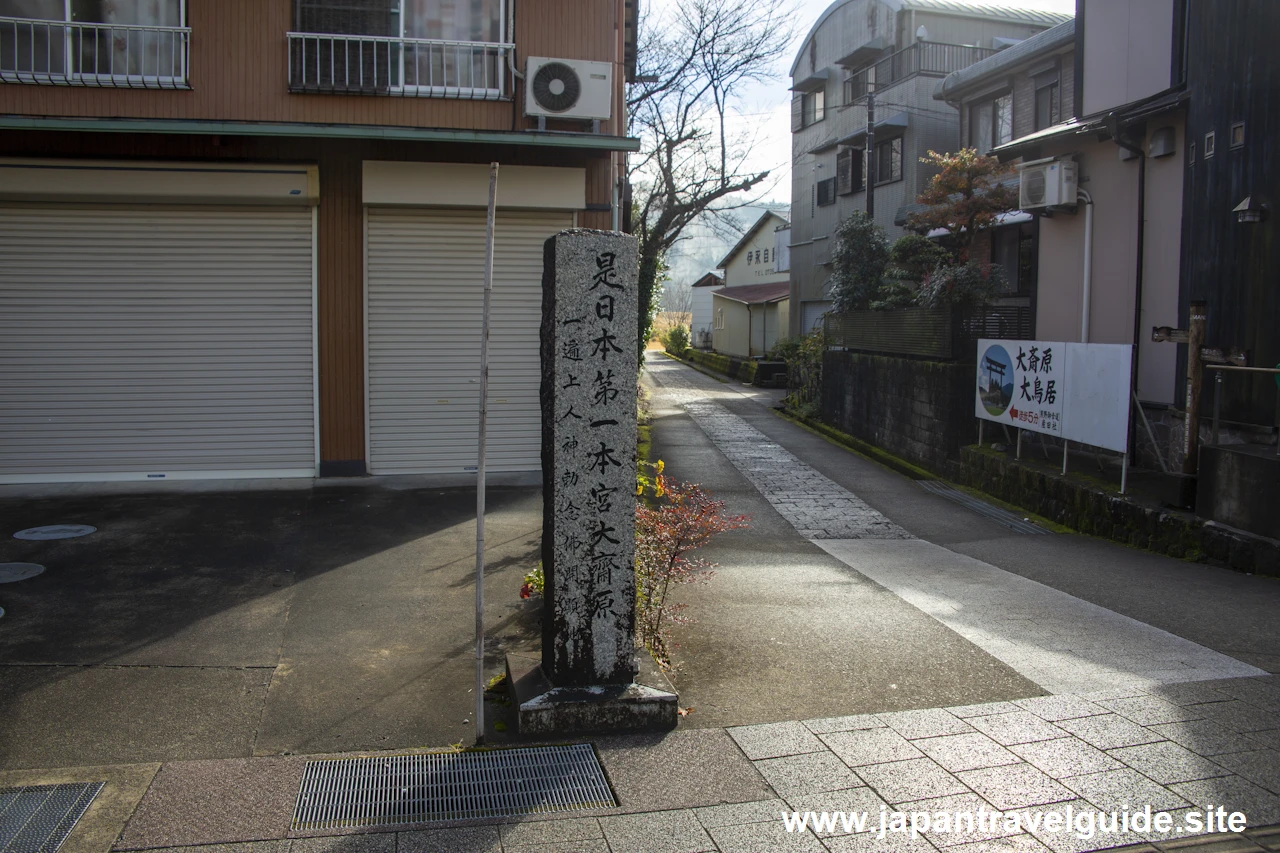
xmin=506 ymin=652 xmax=678 ymax=736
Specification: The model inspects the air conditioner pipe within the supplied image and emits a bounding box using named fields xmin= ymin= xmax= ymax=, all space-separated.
xmin=1078 ymin=188 xmax=1094 ymax=343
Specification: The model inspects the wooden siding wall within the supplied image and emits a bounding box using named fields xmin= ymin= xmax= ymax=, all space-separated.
xmin=0 ymin=0 xmax=625 ymax=137
xmin=0 ymin=131 xmax=612 ymax=468
xmin=1180 ymin=0 xmax=1279 ymax=426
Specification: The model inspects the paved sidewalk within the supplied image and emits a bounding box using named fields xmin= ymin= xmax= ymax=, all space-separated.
xmin=3 ymin=353 xmax=1278 ymax=853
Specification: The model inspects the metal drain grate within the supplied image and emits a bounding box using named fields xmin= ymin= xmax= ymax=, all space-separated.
xmin=918 ymin=481 xmax=1050 ymax=535
xmin=0 ymin=782 xmax=104 ymax=853
xmin=292 ymin=744 xmax=616 ymax=829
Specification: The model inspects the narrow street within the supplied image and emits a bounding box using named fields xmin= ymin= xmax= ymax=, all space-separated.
xmin=643 ymin=353 xmax=1280 ymax=726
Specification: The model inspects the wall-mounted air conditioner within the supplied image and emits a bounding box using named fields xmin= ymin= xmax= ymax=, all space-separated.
xmin=525 ymin=57 xmax=613 ymax=121
xmin=1017 ymin=157 xmax=1078 ymax=209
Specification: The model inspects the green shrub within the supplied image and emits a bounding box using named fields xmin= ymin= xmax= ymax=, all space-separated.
xmin=915 ymin=261 xmax=1009 ymax=307
xmin=661 ymin=324 xmax=690 ymax=354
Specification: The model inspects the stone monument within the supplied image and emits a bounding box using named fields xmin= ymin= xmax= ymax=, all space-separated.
xmin=508 ymin=229 xmax=677 ymax=735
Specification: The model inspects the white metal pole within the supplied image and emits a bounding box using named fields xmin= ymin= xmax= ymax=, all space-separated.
xmin=1079 ymin=189 xmax=1094 ymax=343
xmin=475 ymin=162 xmax=498 ymax=746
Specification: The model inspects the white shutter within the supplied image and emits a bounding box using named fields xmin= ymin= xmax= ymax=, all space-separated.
xmin=366 ymin=208 xmax=573 ymax=475
xmin=803 ymin=300 xmax=833 ymax=332
xmin=0 ymin=204 xmax=316 ymax=483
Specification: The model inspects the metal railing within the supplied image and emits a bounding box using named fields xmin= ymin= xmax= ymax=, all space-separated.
xmin=287 ymin=32 xmax=510 ymax=99
xmin=1208 ymin=364 xmax=1280 ymax=454
xmin=0 ymin=16 xmax=189 ymax=88
xmin=825 ymin=304 xmax=1033 ymax=360
xmin=843 ymin=41 xmax=997 ymax=102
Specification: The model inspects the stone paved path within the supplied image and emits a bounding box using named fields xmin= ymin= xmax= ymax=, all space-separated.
xmin=647 ymin=359 xmax=1265 ymax=695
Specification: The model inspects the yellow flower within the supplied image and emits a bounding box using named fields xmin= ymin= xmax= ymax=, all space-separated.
xmin=655 ymin=459 xmax=665 ymax=474
xmin=636 ymin=482 xmax=644 ymax=495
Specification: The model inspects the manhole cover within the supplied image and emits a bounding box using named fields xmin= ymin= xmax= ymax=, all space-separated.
xmin=12 ymin=526 xmax=96 ymax=541
xmin=0 ymin=564 xmax=45 ymax=584
xmin=0 ymin=782 xmax=104 ymax=853
xmin=292 ymin=744 xmax=616 ymax=829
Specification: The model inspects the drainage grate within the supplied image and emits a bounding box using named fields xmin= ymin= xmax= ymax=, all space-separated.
xmin=918 ymin=481 xmax=1050 ymax=535
xmin=292 ymin=744 xmax=616 ymax=830
xmin=0 ymin=782 xmax=104 ymax=853
xmin=0 ymin=565 xmax=45 ymax=584
xmin=12 ymin=526 xmax=96 ymax=542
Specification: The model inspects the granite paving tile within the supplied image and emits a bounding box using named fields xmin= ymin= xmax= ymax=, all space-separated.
xmin=1099 ymin=697 xmax=1207 ymax=727
xmin=999 ymin=801 xmax=1148 ymax=853
xmin=498 ymin=818 xmax=603 ymax=848
xmin=1155 ymin=834 xmax=1267 ymax=853
xmin=1061 ymin=768 xmax=1191 ymax=812
xmin=879 ymin=710 xmax=976 ymax=741
xmin=1107 ymin=741 xmax=1232 ymax=785
xmin=894 ymin=792 xmax=1017 ymax=848
xmin=1247 ymin=731 xmax=1280 ymax=752
xmin=783 ymin=785 xmax=889 ymax=827
xmin=1246 ymin=824 xmax=1280 ymax=851
xmin=822 ymin=728 xmax=926 ymax=768
xmin=290 ymin=837 xmax=394 ymax=853
xmin=968 ymin=713 xmax=1069 ymax=747
xmin=708 ymin=820 xmax=827 ymax=852
xmin=821 ymin=832 xmax=942 ymax=853
xmin=956 ymin=764 xmax=1074 ymax=810
xmin=1188 ymin=703 xmax=1280 ymax=735
xmin=1152 ymin=683 xmax=1236 ymax=708
xmin=728 ymin=721 xmax=828 ymax=760
xmin=1148 ymin=720 xmax=1257 ymax=757
xmin=1055 ymin=715 xmax=1167 ymax=750
xmin=598 ymin=809 xmax=715 ymax=853
xmin=804 ymin=715 xmax=889 ymax=735
xmin=503 ymin=840 xmax=609 ymax=853
xmin=398 ymin=826 xmax=502 ymax=853
xmin=692 ymin=798 xmax=789 ymax=829
xmin=943 ymin=834 xmax=1053 ymax=853
xmin=858 ymin=759 xmax=969 ymax=804
xmin=755 ymin=751 xmax=865 ymax=797
xmin=1209 ymin=750 xmax=1280 ymax=796
xmin=1013 ymin=697 xmax=1108 ymax=723
xmin=1139 ymin=806 xmax=1205 ymax=844
xmin=949 ymin=703 xmax=1025 ymax=720
xmin=915 ymin=733 xmax=1022 ymax=774
xmin=1205 ymin=679 xmax=1280 ymax=708
xmin=1009 ymin=737 xmax=1124 ymax=779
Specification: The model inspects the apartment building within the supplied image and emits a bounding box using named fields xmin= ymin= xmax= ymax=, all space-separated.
xmin=0 ymin=0 xmax=638 ymax=484
xmin=787 ymin=0 xmax=1069 ymax=337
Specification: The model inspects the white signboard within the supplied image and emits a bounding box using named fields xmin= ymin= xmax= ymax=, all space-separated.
xmin=976 ymin=340 xmax=1133 ymax=453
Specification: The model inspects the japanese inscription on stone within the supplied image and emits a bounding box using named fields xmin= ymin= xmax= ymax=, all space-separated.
xmin=540 ymin=230 xmax=639 ymax=687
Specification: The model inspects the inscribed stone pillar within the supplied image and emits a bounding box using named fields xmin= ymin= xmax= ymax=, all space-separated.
xmin=540 ymin=230 xmax=639 ymax=687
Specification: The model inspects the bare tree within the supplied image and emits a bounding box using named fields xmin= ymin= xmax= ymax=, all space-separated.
xmin=662 ymin=281 xmax=696 ymax=316
xmin=628 ymin=0 xmax=796 ymax=356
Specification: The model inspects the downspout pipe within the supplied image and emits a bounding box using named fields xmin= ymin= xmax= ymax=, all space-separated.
xmin=1077 ymin=188 xmax=1094 ymax=343
xmin=1110 ymin=128 xmax=1147 ymax=458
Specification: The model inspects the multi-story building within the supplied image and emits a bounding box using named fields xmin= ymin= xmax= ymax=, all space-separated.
xmin=787 ymin=0 xmax=1069 ymax=337
xmin=0 ymin=0 xmax=637 ymax=485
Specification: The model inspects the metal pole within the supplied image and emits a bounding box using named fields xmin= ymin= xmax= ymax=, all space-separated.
xmin=1212 ymin=370 xmax=1222 ymax=445
xmin=475 ymin=162 xmax=498 ymax=746
xmin=978 ymin=418 xmax=984 ymax=448
xmin=1016 ymin=427 xmax=1022 ymax=460
xmin=865 ymin=89 xmax=876 ymax=220
xmin=1062 ymin=440 xmax=1068 ymax=475
xmin=1182 ymin=301 xmax=1207 ymax=475
xmin=1121 ymin=453 xmax=1128 ymax=495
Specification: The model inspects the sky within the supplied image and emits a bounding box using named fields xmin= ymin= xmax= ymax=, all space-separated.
xmin=641 ymin=0 xmax=1077 ymax=207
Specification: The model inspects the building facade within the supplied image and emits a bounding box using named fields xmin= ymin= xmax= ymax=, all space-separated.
xmin=787 ymin=0 xmax=1069 ymax=337
xmin=0 ymin=0 xmax=637 ymax=484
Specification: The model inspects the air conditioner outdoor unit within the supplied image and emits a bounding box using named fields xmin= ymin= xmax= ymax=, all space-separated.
xmin=1017 ymin=157 xmax=1078 ymax=209
xmin=525 ymin=57 xmax=613 ymax=121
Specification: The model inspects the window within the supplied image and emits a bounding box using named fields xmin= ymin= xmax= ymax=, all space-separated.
xmin=0 ymin=0 xmax=187 ymax=86
xmin=837 ymin=147 xmax=864 ymax=194
xmin=991 ymin=222 xmax=1036 ymax=295
xmin=816 ymin=177 xmax=838 ymax=206
xmin=714 ymin=307 xmax=725 ymax=330
xmin=874 ymin=137 xmax=902 ymax=185
xmin=802 ymin=88 xmax=825 ymax=127
xmin=1203 ymin=130 xmax=1216 ymax=158
xmin=1034 ymin=80 xmax=1060 ymax=132
xmin=289 ymin=0 xmax=506 ymax=96
xmin=1230 ymin=121 xmax=1245 ymax=149
xmin=970 ymin=93 xmax=1012 ymax=154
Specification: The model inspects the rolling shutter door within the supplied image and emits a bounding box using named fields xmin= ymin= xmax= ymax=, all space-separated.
xmin=366 ymin=208 xmax=572 ymax=475
xmin=0 ymin=204 xmax=315 ymax=483
xmin=803 ymin=300 xmax=833 ymax=332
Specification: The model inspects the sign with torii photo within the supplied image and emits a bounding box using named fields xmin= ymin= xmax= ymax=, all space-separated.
xmin=976 ymin=340 xmax=1133 ymax=454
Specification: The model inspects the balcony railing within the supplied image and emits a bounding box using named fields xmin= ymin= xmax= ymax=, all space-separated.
xmin=843 ymin=41 xmax=997 ymax=103
xmin=287 ymin=32 xmax=511 ymax=100
xmin=0 ymin=16 xmax=189 ymax=88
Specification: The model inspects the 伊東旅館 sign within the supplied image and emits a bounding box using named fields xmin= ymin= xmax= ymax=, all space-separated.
xmin=976 ymin=340 xmax=1133 ymax=454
